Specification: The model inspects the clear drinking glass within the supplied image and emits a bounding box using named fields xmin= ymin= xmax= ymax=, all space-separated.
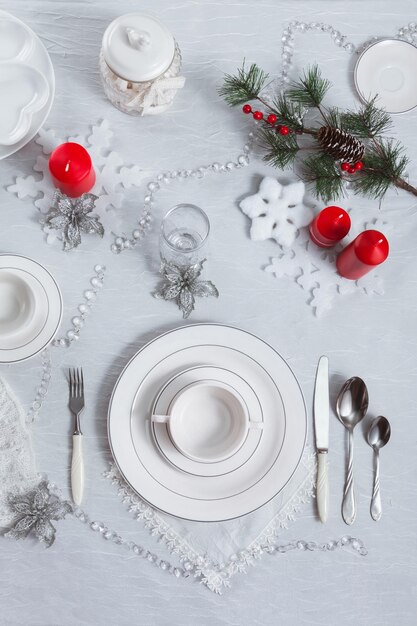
xmin=159 ymin=204 xmax=210 ymax=266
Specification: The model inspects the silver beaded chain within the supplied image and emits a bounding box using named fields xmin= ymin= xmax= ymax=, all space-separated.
xmin=52 ymin=264 xmax=106 ymax=348
xmin=25 ymin=264 xmax=106 ymax=422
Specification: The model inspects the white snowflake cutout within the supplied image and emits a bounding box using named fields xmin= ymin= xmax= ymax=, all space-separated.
xmin=240 ymin=177 xmax=314 ymax=248
xmin=7 ymin=175 xmax=39 ymax=199
xmin=35 ymin=128 xmax=61 ymax=154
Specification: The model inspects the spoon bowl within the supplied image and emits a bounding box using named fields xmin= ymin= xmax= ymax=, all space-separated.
xmin=367 ymin=415 xmax=391 ymax=450
xmin=336 ymin=376 xmax=369 ymax=525
xmin=336 ymin=376 xmax=369 ymax=431
xmin=367 ymin=415 xmax=391 ymax=521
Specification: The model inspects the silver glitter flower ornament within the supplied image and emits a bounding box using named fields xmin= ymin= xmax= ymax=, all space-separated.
xmin=154 ymin=258 xmax=219 ymax=318
xmin=5 ymin=481 xmax=73 ymax=548
xmin=45 ymin=190 xmax=104 ymax=250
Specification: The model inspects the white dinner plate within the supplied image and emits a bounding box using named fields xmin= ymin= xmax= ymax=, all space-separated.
xmin=108 ymin=324 xmax=307 ymax=522
xmin=354 ymin=39 xmax=417 ymax=114
xmin=0 ymin=11 xmax=55 ymax=159
xmin=0 ymin=254 xmax=62 ymax=363
xmin=151 ymin=365 xmax=265 ymax=477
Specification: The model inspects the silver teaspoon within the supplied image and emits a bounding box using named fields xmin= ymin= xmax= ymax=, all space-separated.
xmin=366 ymin=416 xmax=391 ymax=521
xmin=336 ymin=377 xmax=369 ymax=525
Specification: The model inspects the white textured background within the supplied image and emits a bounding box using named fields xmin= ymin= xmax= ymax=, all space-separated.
xmin=0 ymin=1 xmax=416 ymax=624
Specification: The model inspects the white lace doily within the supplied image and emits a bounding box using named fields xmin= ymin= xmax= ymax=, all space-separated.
xmin=0 ymin=377 xmax=38 ymax=527
xmin=106 ymin=447 xmax=316 ymax=593
xmin=6 ymin=119 xmax=150 ymax=246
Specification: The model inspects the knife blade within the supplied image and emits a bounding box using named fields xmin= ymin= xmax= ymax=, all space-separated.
xmin=314 ymin=355 xmax=329 ymax=523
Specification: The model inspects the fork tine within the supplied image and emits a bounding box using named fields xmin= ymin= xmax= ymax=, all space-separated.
xmin=76 ymin=368 xmax=80 ymax=398
xmin=80 ymin=368 xmax=84 ymax=398
xmin=69 ymin=368 xmax=73 ymax=398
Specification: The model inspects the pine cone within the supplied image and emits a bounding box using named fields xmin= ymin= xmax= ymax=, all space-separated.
xmin=317 ymin=126 xmax=365 ymax=162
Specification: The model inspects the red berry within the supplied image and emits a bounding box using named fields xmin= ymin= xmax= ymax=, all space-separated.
xmin=341 ymin=162 xmax=350 ymax=172
xmin=242 ymin=104 xmax=252 ymax=114
xmin=253 ymin=111 xmax=263 ymax=120
xmin=347 ymin=166 xmax=356 ymax=174
xmin=267 ymin=114 xmax=277 ymax=124
xmin=354 ymin=161 xmax=363 ymax=171
xmin=279 ymin=125 xmax=289 ymax=135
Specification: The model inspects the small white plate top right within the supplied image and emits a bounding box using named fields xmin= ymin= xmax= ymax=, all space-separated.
xmin=354 ymin=39 xmax=417 ymax=114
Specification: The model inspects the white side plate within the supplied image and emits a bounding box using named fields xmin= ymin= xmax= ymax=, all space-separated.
xmin=355 ymin=39 xmax=417 ymax=114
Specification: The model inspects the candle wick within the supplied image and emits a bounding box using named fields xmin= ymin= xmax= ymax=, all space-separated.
xmin=64 ymin=160 xmax=71 ymax=173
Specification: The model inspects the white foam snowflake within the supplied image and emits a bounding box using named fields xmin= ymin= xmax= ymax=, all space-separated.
xmin=264 ymin=223 xmax=388 ymax=318
xmin=6 ymin=119 xmax=151 ymax=248
xmin=239 ymin=177 xmax=314 ymax=247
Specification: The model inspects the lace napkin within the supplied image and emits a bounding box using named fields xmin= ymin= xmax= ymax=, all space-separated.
xmin=107 ymin=446 xmax=316 ymax=592
xmin=0 ymin=377 xmax=38 ymax=527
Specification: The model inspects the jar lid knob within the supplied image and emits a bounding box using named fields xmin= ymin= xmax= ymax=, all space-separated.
xmin=126 ymin=27 xmax=150 ymax=50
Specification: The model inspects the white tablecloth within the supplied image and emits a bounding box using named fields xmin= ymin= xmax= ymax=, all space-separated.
xmin=0 ymin=1 xmax=416 ymax=624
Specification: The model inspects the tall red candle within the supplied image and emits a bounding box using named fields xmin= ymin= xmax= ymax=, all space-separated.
xmin=336 ymin=230 xmax=389 ymax=280
xmin=49 ymin=142 xmax=96 ymax=198
xmin=309 ymin=206 xmax=351 ymax=248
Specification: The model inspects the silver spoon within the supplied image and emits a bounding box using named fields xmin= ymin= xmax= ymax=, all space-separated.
xmin=366 ymin=416 xmax=391 ymax=521
xmin=336 ymin=377 xmax=369 ymax=525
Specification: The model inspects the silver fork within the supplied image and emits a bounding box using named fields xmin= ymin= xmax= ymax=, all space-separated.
xmin=69 ymin=368 xmax=85 ymax=505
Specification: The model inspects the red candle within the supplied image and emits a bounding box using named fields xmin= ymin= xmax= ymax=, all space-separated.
xmin=336 ymin=230 xmax=389 ymax=280
xmin=309 ymin=206 xmax=351 ymax=248
xmin=49 ymin=142 xmax=96 ymax=198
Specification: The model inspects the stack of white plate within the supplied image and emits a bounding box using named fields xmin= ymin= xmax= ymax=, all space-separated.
xmin=0 ymin=254 xmax=62 ymax=363
xmin=108 ymin=324 xmax=307 ymax=522
xmin=0 ymin=10 xmax=55 ymax=159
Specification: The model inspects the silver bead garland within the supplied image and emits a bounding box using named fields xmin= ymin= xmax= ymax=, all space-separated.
xmin=52 ymin=264 xmax=106 ymax=348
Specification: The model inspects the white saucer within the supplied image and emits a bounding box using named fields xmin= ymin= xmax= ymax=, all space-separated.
xmin=354 ymin=39 xmax=417 ymax=114
xmin=108 ymin=324 xmax=306 ymax=522
xmin=0 ymin=11 xmax=55 ymax=159
xmin=0 ymin=255 xmax=62 ymax=363
xmin=151 ymin=365 xmax=264 ymax=477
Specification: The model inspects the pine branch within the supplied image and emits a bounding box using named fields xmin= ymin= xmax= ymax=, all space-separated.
xmin=260 ymin=127 xmax=300 ymax=169
xmin=354 ymin=139 xmax=410 ymax=199
xmin=341 ymin=97 xmax=392 ymax=138
xmin=218 ymin=62 xmax=269 ymax=106
xmin=303 ymin=153 xmax=345 ymax=203
xmin=270 ymin=95 xmax=306 ymax=132
xmin=287 ymin=65 xmax=331 ymax=109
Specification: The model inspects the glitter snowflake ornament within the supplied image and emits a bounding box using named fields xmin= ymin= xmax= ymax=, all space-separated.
xmin=5 ymin=481 xmax=72 ymax=548
xmin=154 ymin=259 xmax=219 ymax=319
xmin=239 ymin=177 xmax=314 ymax=247
xmin=45 ymin=191 xmax=104 ymax=250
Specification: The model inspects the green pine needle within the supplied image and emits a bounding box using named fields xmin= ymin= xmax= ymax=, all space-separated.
xmin=353 ymin=139 xmax=408 ymax=199
xmin=271 ymin=95 xmax=305 ymax=131
xmin=218 ymin=62 xmax=269 ymax=106
xmin=287 ymin=65 xmax=331 ymax=108
xmin=260 ymin=127 xmax=300 ymax=169
xmin=341 ymin=97 xmax=392 ymax=138
xmin=303 ymin=153 xmax=344 ymax=203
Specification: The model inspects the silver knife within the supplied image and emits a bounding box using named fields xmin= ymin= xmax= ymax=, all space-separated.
xmin=314 ymin=356 xmax=329 ymax=523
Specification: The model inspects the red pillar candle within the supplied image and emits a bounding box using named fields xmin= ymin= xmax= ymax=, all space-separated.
xmin=49 ymin=142 xmax=96 ymax=198
xmin=309 ymin=206 xmax=351 ymax=248
xmin=336 ymin=230 xmax=389 ymax=280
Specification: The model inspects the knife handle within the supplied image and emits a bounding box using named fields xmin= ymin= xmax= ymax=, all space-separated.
xmin=71 ymin=434 xmax=84 ymax=506
xmin=317 ymin=451 xmax=329 ymax=523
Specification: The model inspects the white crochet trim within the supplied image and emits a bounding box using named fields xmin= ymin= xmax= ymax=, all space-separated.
xmin=105 ymin=447 xmax=316 ymax=593
xmin=0 ymin=377 xmax=38 ymax=527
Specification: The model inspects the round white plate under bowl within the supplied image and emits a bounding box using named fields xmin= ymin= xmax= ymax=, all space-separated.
xmin=0 ymin=10 xmax=55 ymax=159
xmin=151 ymin=365 xmax=264 ymax=477
xmin=108 ymin=324 xmax=306 ymax=522
xmin=0 ymin=255 xmax=62 ymax=363
xmin=354 ymin=39 xmax=417 ymax=114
